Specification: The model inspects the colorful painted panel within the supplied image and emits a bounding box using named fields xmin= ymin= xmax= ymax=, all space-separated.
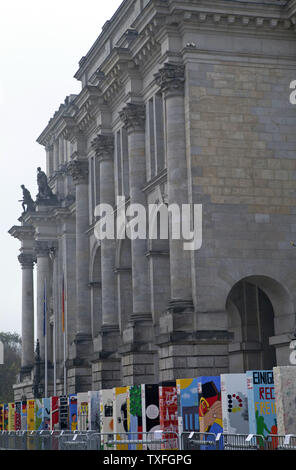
xmin=0 ymin=404 xmax=3 ymax=431
xmin=8 ymin=403 xmax=15 ymax=430
xmin=27 ymin=400 xmax=35 ymax=431
xmin=99 ymin=389 xmax=114 ymax=434
xmin=88 ymin=391 xmax=100 ymax=431
xmin=159 ymin=386 xmax=178 ymax=450
xmin=246 ymin=370 xmax=277 ymax=438
xmin=42 ymin=398 xmax=51 ymax=430
xmin=21 ymin=401 xmax=27 ymax=431
xmin=221 ymin=374 xmax=249 ymax=434
xmin=141 ymin=384 xmax=160 ymax=434
xmin=4 ymin=404 xmax=8 ymax=430
xmin=274 ymin=366 xmax=296 ymax=436
xmin=77 ymin=393 xmax=89 ymax=431
xmin=35 ymin=398 xmax=43 ymax=430
xmin=127 ymin=385 xmax=143 ymax=450
xmin=176 ymin=378 xmax=199 ymax=434
xmin=14 ymin=401 xmax=22 ymax=431
xmin=59 ymin=395 xmax=68 ymax=430
xmin=50 ymin=396 xmax=59 ymax=430
xmin=69 ymin=394 xmax=78 ymax=431
xmin=113 ymin=387 xmax=128 ymax=450
xmin=197 ymin=376 xmax=223 ymax=435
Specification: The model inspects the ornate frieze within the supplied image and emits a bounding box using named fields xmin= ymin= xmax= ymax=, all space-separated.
xmin=174 ymin=7 xmax=294 ymax=31
xmin=91 ymin=134 xmax=114 ymax=161
xmin=155 ymin=63 xmax=185 ymax=97
xmin=119 ymin=103 xmax=146 ymax=133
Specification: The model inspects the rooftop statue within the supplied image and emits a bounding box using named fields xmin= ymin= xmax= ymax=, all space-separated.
xmin=36 ymin=167 xmax=56 ymax=201
xmin=20 ymin=185 xmax=35 ymax=213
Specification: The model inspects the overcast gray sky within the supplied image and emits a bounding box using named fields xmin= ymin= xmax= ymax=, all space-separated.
xmin=0 ymin=0 xmax=122 ymax=334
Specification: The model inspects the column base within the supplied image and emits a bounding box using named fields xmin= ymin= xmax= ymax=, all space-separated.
xmin=91 ymin=357 xmax=121 ymax=390
xmin=93 ymin=325 xmax=120 ymax=356
xmin=122 ymin=314 xmax=153 ymax=346
xmin=68 ymin=333 xmax=93 ymax=365
xmin=67 ymin=366 xmax=92 ymax=394
xmin=156 ymin=330 xmax=233 ymax=383
xmin=19 ymin=365 xmax=34 ymax=382
xmin=121 ymin=350 xmax=157 ymax=386
xmin=167 ymin=299 xmax=194 ymax=313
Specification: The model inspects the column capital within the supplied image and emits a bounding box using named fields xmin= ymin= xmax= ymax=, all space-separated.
xmin=67 ymin=159 xmax=89 ymax=184
xmin=155 ymin=63 xmax=185 ymax=97
xmin=35 ymin=241 xmax=50 ymax=258
xmin=18 ymin=253 xmax=36 ymax=269
xmin=91 ymin=134 xmax=114 ymax=162
xmin=119 ymin=103 xmax=146 ymax=134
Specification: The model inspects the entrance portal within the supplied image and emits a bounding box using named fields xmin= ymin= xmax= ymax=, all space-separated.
xmin=226 ymin=278 xmax=276 ymax=372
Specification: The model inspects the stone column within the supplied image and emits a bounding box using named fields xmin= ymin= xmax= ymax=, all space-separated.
xmin=90 ymin=135 xmax=121 ymax=389
xmin=68 ymin=159 xmax=92 ymax=352
xmin=119 ymin=103 xmax=151 ymax=322
xmin=119 ymin=103 xmax=155 ymax=385
xmin=92 ymin=135 xmax=118 ymax=331
xmin=155 ymin=63 xmax=193 ymax=313
xmin=35 ymin=241 xmax=50 ymax=361
xmin=18 ymin=253 xmax=35 ymax=369
xmin=53 ymin=140 xmax=59 ymax=172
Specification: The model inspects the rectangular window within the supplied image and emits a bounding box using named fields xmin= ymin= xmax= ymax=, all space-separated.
xmin=146 ymin=93 xmax=165 ymax=180
xmin=115 ymin=129 xmax=129 ymax=198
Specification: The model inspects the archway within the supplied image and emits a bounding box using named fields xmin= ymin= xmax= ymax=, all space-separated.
xmin=226 ymin=275 xmax=289 ymax=372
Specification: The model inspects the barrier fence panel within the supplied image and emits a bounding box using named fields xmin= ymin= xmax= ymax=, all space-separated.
xmin=1 ymin=431 xmax=296 ymax=451
xmin=264 ymin=434 xmax=296 ymax=450
xmin=97 ymin=432 xmax=180 ymax=451
xmin=219 ymin=433 xmax=265 ymax=451
xmin=181 ymin=432 xmax=219 ymax=451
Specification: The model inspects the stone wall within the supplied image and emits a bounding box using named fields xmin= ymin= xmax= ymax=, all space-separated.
xmin=188 ymin=59 xmax=296 ymax=366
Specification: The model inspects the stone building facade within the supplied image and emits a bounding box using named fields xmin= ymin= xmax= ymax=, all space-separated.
xmin=9 ymin=0 xmax=296 ymax=399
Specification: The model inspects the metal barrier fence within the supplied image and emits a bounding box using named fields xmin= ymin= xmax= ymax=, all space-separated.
xmin=217 ymin=433 xmax=265 ymax=450
xmin=1 ymin=430 xmax=296 ymax=451
xmin=181 ymin=432 xmax=219 ymax=451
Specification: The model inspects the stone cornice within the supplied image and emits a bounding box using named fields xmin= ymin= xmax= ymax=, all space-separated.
xmin=38 ymin=87 xmax=101 ymax=148
xmin=119 ymin=102 xmax=146 ymax=133
xmin=68 ymin=86 xmax=102 ymax=136
xmin=8 ymin=225 xmax=35 ymax=241
xmin=90 ymin=48 xmax=140 ymax=104
xmin=165 ymin=1 xmax=295 ymax=33
xmin=91 ymin=134 xmax=114 ymax=161
xmin=37 ymin=95 xmax=77 ymax=147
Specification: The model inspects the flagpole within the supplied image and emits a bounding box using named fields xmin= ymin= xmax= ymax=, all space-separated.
xmin=62 ymin=274 xmax=67 ymax=395
xmin=53 ymin=302 xmax=56 ymax=397
xmin=44 ymin=279 xmax=48 ymax=398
